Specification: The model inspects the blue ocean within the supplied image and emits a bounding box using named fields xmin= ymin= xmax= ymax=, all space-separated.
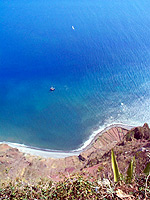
xmin=1 ymin=0 xmax=150 ymax=150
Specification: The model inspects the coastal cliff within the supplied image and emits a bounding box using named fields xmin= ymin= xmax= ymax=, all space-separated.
xmin=0 ymin=124 xmax=149 ymax=183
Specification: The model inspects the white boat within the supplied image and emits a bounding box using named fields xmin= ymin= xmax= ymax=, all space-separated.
xmin=50 ymin=87 xmax=55 ymax=91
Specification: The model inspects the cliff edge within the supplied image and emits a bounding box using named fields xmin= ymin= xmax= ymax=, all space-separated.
xmin=0 ymin=124 xmax=149 ymax=183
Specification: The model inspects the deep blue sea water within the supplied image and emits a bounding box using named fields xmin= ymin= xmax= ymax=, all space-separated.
xmin=1 ymin=0 xmax=150 ymax=150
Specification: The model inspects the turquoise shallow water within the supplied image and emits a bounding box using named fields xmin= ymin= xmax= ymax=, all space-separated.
xmin=1 ymin=0 xmax=150 ymax=150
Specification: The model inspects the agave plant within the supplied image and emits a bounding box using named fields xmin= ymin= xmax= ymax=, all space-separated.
xmin=111 ymin=149 xmax=120 ymax=182
xmin=111 ymin=149 xmax=135 ymax=183
xmin=143 ymin=162 xmax=150 ymax=175
xmin=126 ymin=157 xmax=135 ymax=183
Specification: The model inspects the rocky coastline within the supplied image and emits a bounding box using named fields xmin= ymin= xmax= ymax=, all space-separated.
xmin=0 ymin=123 xmax=134 ymax=159
xmin=0 ymin=123 xmax=150 ymax=183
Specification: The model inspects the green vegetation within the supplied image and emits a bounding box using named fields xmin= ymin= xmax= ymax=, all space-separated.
xmin=0 ymin=153 xmax=149 ymax=199
xmin=143 ymin=162 xmax=150 ymax=175
xmin=111 ymin=149 xmax=136 ymax=183
xmin=0 ymin=172 xmax=149 ymax=199
xmin=0 ymin=175 xmax=113 ymax=199
xmin=126 ymin=156 xmax=135 ymax=183
xmin=111 ymin=149 xmax=150 ymax=183
xmin=110 ymin=149 xmax=150 ymax=199
xmin=111 ymin=149 xmax=120 ymax=182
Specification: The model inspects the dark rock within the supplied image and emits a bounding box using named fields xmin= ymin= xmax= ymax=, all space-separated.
xmin=134 ymin=127 xmax=143 ymax=139
xmin=125 ymin=123 xmax=150 ymax=141
xmin=118 ymin=141 xmax=125 ymax=146
xmin=78 ymin=155 xmax=86 ymax=162
xmin=143 ymin=123 xmax=150 ymax=139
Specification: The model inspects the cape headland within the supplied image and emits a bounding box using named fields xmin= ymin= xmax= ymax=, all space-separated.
xmin=0 ymin=123 xmax=150 ymax=183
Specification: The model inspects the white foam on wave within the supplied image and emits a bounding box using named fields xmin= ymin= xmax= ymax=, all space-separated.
xmin=0 ymin=141 xmax=80 ymax=158
xmin=1 ymin=94 xmax=150 ymax=158
xmin=75 ymin=122 xmax=134 ymax=152
xmin=0 ymin=121 xmax=135 ymax=158
xmin=75 ymin=94 xmax=150 ymax=152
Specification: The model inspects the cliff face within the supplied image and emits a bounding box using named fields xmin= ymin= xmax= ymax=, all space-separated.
xmin=82 ymin=123 xmax=150 ymax=180
xmin=0 ymin=124 xmax=150 ymax=183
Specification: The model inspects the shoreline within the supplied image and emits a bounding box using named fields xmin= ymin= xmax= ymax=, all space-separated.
xmin=0 ymin=123 xmax=135 ymax=158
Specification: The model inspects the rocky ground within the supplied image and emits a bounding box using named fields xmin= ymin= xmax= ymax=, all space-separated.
xmin=0 ymin=124 xmax=150 ymax=184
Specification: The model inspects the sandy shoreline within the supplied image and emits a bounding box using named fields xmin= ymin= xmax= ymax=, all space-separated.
xmin=0 ymin=123 xmax=135 ymax=158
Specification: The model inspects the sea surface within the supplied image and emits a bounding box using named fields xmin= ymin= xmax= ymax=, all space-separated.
xmin=1 ymin=0 xmax=150 ymax=150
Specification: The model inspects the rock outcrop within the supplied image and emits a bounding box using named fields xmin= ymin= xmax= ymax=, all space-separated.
xmin=125 ymin=123 xmax=150 ymax=141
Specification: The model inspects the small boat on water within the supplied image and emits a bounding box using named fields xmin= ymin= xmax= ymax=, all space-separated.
xmin=50 ymin=87 xmax=55 ymax=91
